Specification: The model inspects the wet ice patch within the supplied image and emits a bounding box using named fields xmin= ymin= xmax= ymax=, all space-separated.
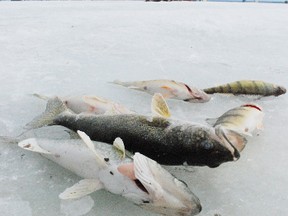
xmin=60 ymin=196 xmax=95 ymax=216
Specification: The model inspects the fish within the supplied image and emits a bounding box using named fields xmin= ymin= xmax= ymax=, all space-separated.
xmin=25 ymin=96 xmax=240 ymax=168
xmin=207 ymin=104 xmax=264 ymax=152
xmin=18 ymin=131 xmax=202 ymax=216
xmin=112 ymin=79 xmax=211 ymax=103
xmin=203 ymin=80 xmax=286 ymax=96
xmin=32 ymin=93 xmax=133 ymax=115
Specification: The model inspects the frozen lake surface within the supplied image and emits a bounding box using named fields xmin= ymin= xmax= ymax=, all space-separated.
xmin=0 ymin=1 xmax=287 ymax=216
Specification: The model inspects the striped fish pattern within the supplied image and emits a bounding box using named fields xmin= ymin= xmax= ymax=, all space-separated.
xmin=203 ymin=80 xmax=286 ymax=96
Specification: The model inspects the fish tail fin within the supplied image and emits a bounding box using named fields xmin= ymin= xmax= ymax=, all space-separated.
xmin=25 ymin=97 xmax=67 ymax=130
xmin=30 ymin=93 xmax=50 ymax=101
xmin=18 ymin=138 xmax=52 ymax=154
xmin=0 ymin=135 xmax=20 ymax=144
xmin=111 ymin=80 xmax=136 ymax=88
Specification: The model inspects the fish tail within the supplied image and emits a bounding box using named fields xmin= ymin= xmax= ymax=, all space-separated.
xmin=31 ymin=93 xmax=51 ymax=101
xmin=111 ymin=80 xmax=130 ymax=87
xmin=203 ymin=85 xmax=228 ymax=94
xmin=25 ymin=97 xmax=68 ymax=130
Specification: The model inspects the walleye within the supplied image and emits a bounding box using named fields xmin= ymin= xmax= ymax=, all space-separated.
xmin=18 ymin=131 xmax=201 ymax=216
xmin=25 ymin=97 xmax=240 ymax=168
xmin=112 ymin=79 xmax=211 ymax=103
xmin=203 ymin=80 xmax=286 ymax=96
xmin=207 ymin=104 xmax=264 ymax=152
xmin=33 ymin=93 xmax=133 ymax=115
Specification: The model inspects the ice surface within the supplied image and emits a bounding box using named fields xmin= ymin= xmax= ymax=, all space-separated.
xmin=0 ymin=1 xmax=287 ymax=216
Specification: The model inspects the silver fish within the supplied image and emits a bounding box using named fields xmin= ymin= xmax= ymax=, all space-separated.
xmin=113 ymin=79 xmax=211 ymax=103
xmin=33 ymin=93 xmax=133 ymax=115
xmin=18 ymin=131 xmax=201 ymax=216
xmin=25 ymin=97 xmax=240 ymax=168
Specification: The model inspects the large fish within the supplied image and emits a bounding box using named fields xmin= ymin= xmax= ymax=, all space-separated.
xmin=203 ymin=80 xmax=286 ymax=96
xmin=112 ymin=79 xmax=211 ymax=103
xmin=207 ymin=104 xmax=264 ymax=152
xmin=25 ymin=97 xmax=240 ymax=168
xmin=18 ymin=131 xmax=201 ymax=216
xmin=33 ymin=94 xmax=133 ymax=115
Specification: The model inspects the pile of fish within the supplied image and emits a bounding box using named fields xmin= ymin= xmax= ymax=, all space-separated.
xmin=15 ymin=79 xmax=285 ymax=215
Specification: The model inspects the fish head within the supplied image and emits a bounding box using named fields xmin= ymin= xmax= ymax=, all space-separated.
xmin=131 ymin=153 xmax=201 ymax=216
xmin=275 ymin=85 xmax=286 ymax=96
xmin=184 ymin=126 xmax=240 ymax=168
xmin=182 ymin=86 xmax=211 ymax=103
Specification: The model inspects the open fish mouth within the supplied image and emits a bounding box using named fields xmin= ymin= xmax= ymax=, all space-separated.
xmin=215 ymin=126 xmax=241 ymax=160
xmin=132 ymin=153 xmax=202 ymax=216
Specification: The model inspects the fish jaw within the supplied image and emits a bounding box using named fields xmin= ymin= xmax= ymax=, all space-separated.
xmin=133 ymin=153 xmax=201 ymax=216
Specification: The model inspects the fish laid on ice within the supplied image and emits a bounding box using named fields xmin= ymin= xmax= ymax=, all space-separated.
xmin=203 ymin=80 xmax=286 ymax=96
xmin=18 ymin=131 xmax=201 ymax=216
xmin=33 ymin=93 xmax=133 ymax=115
xmin=25 ymin=96 xmax=240 ymax=168
xmin=207 ymin=104 xmax=264 ymax=152
xmin=112 ymin=79 xmax=211 ymax=103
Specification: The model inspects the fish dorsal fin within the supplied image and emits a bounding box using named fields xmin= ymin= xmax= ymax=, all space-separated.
xmin=113 ymin=137 xmax=125 ymax=159
xmin=18 ymin=138 xmax=52 ymax=154
xmin=59 ymin=179 xmax=104 ymax=200
xmin=82 ymin=95 xmax=109 ymax=106
xmin=77 ymin=130 xmax=108 ymax=168
xmin=151 ymin=93 xmax=171 ymax=118
xmin=133 ymin=152 xmax=163 ymax=198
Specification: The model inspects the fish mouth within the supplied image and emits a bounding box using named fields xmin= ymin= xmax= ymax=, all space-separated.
xmin=184 ymin=95 xmax=211 ymax=103
xmin=133 ymin=153 xmax=202 ymax=216
xmin=215 ymin=126 xmax=241 ymax=161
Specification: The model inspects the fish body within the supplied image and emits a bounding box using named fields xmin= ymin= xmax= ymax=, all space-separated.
xmin=207 ymin=104 xmax=264 ymax=152
xmin=18 ymin=132 xmax=201 ymax=216
xmin=203 ymin=80 xmax=286 ymax=96
xmin=212 ymin=104 xmax=264 ymax=136
xmin=26 ymin=97 xmax=240 ymax=168
xmin=33 ymin=94 xmax=133 ymax=115
xmin=113 ymin=79 xmax=211 ymax=103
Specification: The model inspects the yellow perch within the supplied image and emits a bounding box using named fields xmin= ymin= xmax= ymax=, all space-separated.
xmin=207 ymin=104 xmax=264 ymax=152
xmin=203 ymin=80 xmax=286 ymax=96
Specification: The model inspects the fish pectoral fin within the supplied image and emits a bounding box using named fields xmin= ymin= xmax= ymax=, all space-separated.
xmin=151 ymin=93 xmax=171 ymax=118
xmin=133 ymin=153 xmax=163 ymax=198
xmin=117 ymin=163 xmax=136 ymax=180
xmin=18 ymin=138 xmax=52 ymax=154
xmin=223 ymin=129 xmax=248 ymax=152
xmin=59 ymin=179 xmax=104 ymax=200
xmin=205 ymin=117 xmax=218 ymax=126
xmin=113 ymin=137 xmax=125 ymax=159
xmin=77 ymin=130 xmax=108 ymax=168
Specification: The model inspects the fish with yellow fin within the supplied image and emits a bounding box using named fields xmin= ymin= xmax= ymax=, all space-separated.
xmin=203 ymin=80 xmax=286 ymax=96
xmin=112 ymin=79 xmax=211 ymax=103
xmin=25 ymin=93 xmax=239 ymax=168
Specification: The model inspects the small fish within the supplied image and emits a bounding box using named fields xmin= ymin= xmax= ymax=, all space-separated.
xmin=32 ymin=93 xmax=133 ymax=115
xmin=25 ymin=96 xmax=240 ymax=168
xmin=207 ymin=104 xmax=264 ymax=152
xmin=203 ymin=80 xmax=286 ymax=96
xmin=112 ymin=79 xmax=211 ymax=103
xmin=18 ymin=131 xmax=201 ymax=216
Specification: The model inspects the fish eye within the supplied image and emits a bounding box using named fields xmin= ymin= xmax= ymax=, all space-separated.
xmin=201 ymin=140 xmax=213 ymax=150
